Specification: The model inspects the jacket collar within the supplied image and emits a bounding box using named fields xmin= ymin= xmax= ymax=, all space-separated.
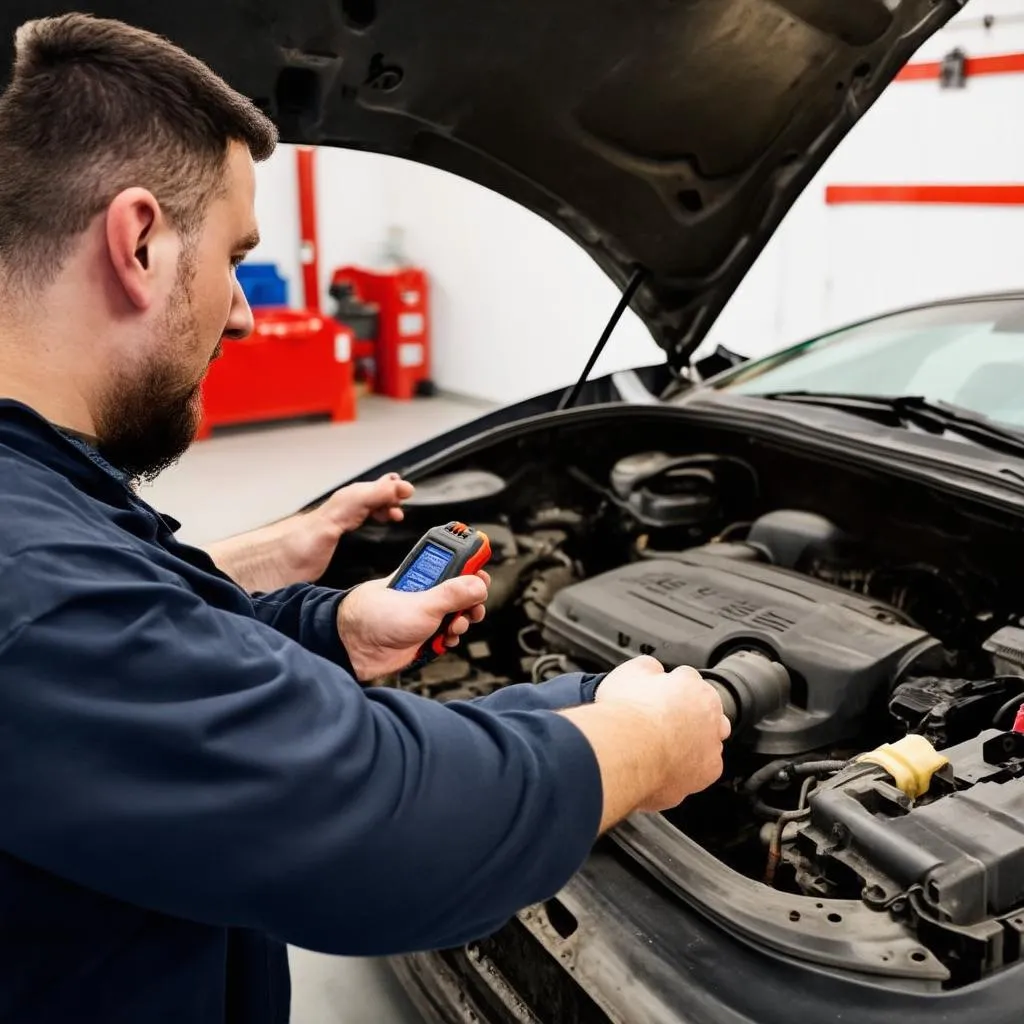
xmin=57 ymin=430 xmax=133 ymax=488
xmin=0 ymin=398 xmax=136 ymax=500
xmin=0 ymin=399 xmax=184 ymax=533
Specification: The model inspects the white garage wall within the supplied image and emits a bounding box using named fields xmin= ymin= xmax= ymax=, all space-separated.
xmin=250 ymin=145 xmax=658 ymax=402
xmin=374 ymin=158 xmax=660 ymax=403
xmin=707 ymin=0 xmax=1024 ymax=359
xmin=251 ymin=1 xmax=1024 ymax=404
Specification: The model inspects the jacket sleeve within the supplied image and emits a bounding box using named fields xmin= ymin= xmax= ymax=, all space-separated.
xmin=466 ymin=673 xmax=604 ymax=713
xmin=0 ymin=539 xmax=602 ymax=957
xmin=249 ymin=579 xmax=603 ymax=708
xmin=249 ymin=584 xmax=354 ymax=672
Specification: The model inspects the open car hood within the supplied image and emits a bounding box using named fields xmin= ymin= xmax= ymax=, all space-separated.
xmin=0 ymin=0 xmax=959 ymax=367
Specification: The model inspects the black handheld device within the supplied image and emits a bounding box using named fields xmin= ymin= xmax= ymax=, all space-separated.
xmin=388 ymin=521 xmax=492 ymax=663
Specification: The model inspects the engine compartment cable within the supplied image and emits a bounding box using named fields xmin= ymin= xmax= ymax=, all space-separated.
xmin=764 ymin=776 xmax=817 ymax=887
xmin=993 ymin=690 xmax=1024 ymax=729
xmin=744 ymin=758 xmax=850 ymax=821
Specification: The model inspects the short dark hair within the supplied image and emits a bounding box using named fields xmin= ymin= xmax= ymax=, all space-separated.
xmin=0 ymin=13 xmax=278 ymax=290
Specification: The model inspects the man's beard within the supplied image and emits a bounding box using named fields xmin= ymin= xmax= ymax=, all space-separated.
xmin=95 ymin=278 xmax=209 ymax=484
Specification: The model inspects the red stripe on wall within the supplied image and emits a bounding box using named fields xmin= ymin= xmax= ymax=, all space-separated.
xmin=896 ymin=51 xmax=1024 ymax=81
xmin=825 ymin=184 xmax=1024 ymax=206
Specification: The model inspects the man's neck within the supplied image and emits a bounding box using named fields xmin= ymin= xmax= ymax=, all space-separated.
xmin=0 ymin=344 xmax=99 ymax=439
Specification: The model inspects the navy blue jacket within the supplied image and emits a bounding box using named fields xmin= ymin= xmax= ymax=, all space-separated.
xmin=0 ymin=401 xmax=603 ymax=1024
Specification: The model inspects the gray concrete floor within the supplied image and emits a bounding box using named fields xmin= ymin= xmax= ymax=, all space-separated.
xmin=142 ymin=394 xmax=493 ymax=547
xmin=144 ymin=393 xmax=493 ymax=1024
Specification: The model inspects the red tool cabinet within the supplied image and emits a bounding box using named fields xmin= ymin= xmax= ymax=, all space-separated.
xmin=196 ymin=308 xmax=356 ymax=439
xmin=330 ymin=265 xmax=433 ymax=401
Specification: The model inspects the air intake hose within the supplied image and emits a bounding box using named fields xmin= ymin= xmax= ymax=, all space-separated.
xmin=703 ymin=650 xmax=791 ymax=734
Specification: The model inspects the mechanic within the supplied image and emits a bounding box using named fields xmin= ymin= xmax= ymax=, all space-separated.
xmin=0 ymin=14 xmax=730 ymax=1024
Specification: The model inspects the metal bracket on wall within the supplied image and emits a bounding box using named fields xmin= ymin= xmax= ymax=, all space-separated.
xmin=939 ymin=47 xmax=968 ymax=88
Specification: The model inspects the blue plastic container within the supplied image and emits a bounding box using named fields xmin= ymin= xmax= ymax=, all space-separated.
xmin=236 ymin=263 xmax=289 ymax=308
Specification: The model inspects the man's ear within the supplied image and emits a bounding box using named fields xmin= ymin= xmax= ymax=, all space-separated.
xmin=105 ymin=188 xmax=170 ymax=312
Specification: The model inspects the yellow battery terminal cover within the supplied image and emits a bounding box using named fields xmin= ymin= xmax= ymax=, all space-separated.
xmin=855 ymin=734 xmax=950 ymax=799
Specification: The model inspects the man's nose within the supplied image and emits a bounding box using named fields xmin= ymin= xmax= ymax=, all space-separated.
xmin=223 ymin=277 xmax=255 ymax=341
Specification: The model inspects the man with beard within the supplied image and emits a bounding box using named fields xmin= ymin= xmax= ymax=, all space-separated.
xmin=0 ymin=13 xmax=730 ymax=1024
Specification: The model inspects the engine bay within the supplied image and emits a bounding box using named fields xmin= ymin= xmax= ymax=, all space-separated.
xmin=326 ymin=412 xmax=1024 ymax=990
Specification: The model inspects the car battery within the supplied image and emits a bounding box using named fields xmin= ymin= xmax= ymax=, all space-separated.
xmin=329 ymin=265 xmax=435 ymax=400
xmin=196 ymin=308 xmax=356 ymax=439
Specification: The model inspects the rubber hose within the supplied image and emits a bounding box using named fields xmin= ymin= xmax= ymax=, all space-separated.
xmin=791 ymin=760 xmax=849 ymax=776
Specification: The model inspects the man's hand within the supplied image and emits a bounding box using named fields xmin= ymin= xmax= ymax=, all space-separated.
xmin=559 ymin=656 xmax=730 ymax=832
xmin=338 ymin=572 xmax=490 ymax=681
xmin=595 ymin=657 xmax=730 ymax=810
xmin=205 ymin=473 xmax=414 ymax=593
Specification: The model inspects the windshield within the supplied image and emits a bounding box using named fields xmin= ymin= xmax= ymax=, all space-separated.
xmin=711 ymin=298 xmax=1024 ymax=428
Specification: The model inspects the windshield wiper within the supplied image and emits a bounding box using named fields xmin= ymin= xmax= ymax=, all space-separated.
xmin=757 ymin=391 xmax=1024 ymax=459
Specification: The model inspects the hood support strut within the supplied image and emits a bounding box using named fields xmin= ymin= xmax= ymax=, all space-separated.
xmin=558 ymin=267 xmax=649 ymax=411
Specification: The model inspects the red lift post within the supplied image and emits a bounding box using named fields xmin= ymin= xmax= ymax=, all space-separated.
xmin=296 ymin=146 xmax=322 ymax=313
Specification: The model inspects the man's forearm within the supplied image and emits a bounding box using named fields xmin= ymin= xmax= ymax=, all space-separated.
xmin=207 ymin=475 xmax=413 ymax=593
xmin=557 ymin=703 xmax=665 ymax=834
xmin=204 ymin=519 xmax=308 ymax=593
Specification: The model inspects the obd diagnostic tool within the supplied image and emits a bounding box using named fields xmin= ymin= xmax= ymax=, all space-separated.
xmin=389 ymin=521 xmax=492 ymax=662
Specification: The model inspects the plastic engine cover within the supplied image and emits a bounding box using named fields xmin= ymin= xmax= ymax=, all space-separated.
xmin=543 ymin=551 xmax=943 ymax=753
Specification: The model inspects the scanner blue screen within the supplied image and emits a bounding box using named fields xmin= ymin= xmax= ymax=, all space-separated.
xmin=394 ymin=542 xmax=454 ymax=593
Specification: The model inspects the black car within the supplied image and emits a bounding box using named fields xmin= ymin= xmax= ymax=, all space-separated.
xmin=350 ymin=291 xmax=1024 ymax=1024
xmin=10 ymin=2 xmax=1024 ymax=1022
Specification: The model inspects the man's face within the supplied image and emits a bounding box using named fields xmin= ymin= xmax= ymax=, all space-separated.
xmin=97 ymin=142 xmax=259 ymax=481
